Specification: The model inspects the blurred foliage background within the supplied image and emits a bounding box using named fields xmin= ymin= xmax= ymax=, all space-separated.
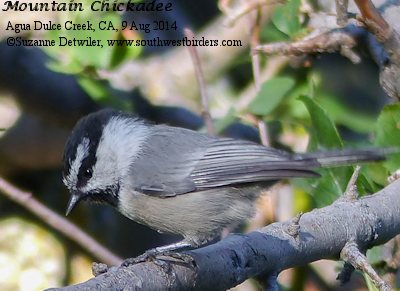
xmin=0 ymin=0 xmax=400 ymax=290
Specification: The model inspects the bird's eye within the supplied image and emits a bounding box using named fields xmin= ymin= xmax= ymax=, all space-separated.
xmin=83 ymin=168 xmax=93 ymax=179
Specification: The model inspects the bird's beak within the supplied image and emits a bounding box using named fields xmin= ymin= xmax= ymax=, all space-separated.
xmin=65 ymin=191 xmax=83 ymax=216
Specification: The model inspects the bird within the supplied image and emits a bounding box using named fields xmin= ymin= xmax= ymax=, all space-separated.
xmin=62 ymin=109 xmax=386 ymax=261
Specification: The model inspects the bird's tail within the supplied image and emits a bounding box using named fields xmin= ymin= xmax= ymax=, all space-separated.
xmin=294 ymin=148 xmax=398 ymax=168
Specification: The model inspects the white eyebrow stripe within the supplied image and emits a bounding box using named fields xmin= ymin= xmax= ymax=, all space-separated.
xmin=64 ymin=137 xmax=90 ymax=190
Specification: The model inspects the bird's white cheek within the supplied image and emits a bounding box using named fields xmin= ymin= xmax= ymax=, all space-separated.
xmin=81 ymin=169 xmax=117 ymax=193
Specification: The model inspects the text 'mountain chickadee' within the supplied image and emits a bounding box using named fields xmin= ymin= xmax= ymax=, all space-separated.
xmin=62 ymin=109 xmax=386 ymax=255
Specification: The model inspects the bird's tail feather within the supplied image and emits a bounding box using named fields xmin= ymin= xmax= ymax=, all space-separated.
xmin=295 ymin=148 xmax=398 ymax=168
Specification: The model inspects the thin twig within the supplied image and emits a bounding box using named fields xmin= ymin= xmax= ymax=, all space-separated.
xmin=255 ymin=30 xmax=360 ymax=63
xmin=0 ymin=177 xmax=122 ymax=265
xmin=335 ymin=0 xmax=349 ymax=26
xmin=184 ymin=28 xmax=214 ymax=135
xmin=285 ymin=212 xmax=302 ymax=238
xmin=250 ymin=9 xmax=262 ymax=93
xmin=354 ymin=0 xmax=390 ymax=41
xmin=340 ymin=241 xmax=391 ymax=291
xmin=249 ymin=8 xmax=269 ymax=146
xmin=353 ymin=0 xmax=400 ymax=99
xmin=223 ymin=0 xmax=284 ymax=27
xmin=257 ymin=119 xmax=269 ymax=146
xmin=218 ymin=0 xmax=231 ymax=15
xmin=235 ymin=57 xmax=289 ymax=111
xmin=343 ymin=165 xmax=361 ymax=200
xmin=388 ymin=169 xmax=400 ymax=184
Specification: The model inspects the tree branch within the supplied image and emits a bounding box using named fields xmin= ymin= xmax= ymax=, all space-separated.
xmin=0 ymin=178 xmax=122 ymax=266
xmin=255 ymin=30 xmax=361 ymax=64
xmin=184 ymin=28 xmax=214 ymax=135
xmin=354 ymin=0 xmax=390 ymax=41
xmin=220 ymin=0 xmax=283 ymax=27
xmin=249 ymin=6 xmax=270 ymax=146
xmin=335 ymin=0 xmax=349 ymax=26
xmin=53 ymin=179 xmax=400 ymax=290
xmin=353 ymin=0 xmax=400 ymax=100
xmin=255 ymin=1 xmax=400 ymax=100
xmin=340 ymin=241 xmax=391 ymax=291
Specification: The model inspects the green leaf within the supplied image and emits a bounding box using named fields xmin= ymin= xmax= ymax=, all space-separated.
xmin=42 ymin=11 xmax=130 ymax=72
xmin=77 ymin=77 xmax=132 ymax=109
xmin=367 ymin=246 xmax=384 ymax=265
xmin=298 ymin=95 xmax=343 ymax=149
xmin=299 ymin=95 xmax=354 ymax=204
xmin=364 ymin=164 xmax=389 ymax=187
xmin=261 ymin=22 xmax=290 ymax=42
xmin=317 ymin=97 xmax=376 ymax=134
xmin=109 ymin=31 xmax=142 ymax=69
xmin=364 ymin=273 xmax=379 ymax=291
xmin=293 ymin=187 xmax=313 ymax=213
xmin=271 ymin=0 xmax=302 ymax=38
xmin=374 ymin=104 xmax=400 ymax=172
xmin=77 ymin=77 xmax=109 ymax=101
xmin=64 ymin=13 xmax=120 ymax=69
xmin=248 ymin=77 xmax=295 ymax=116
xmin=45 ymin=58 xmax=84 ymax=75
xmin=312 ymin=170 xmax=344 ymax=207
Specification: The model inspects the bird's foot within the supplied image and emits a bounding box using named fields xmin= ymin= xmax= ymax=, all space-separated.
xmin=121 ymin=249 xmax=195 ymax=268
xmin=121 ymin=252 xmax=170 ymax=285
xmin=121 ymin=249 xmax=196 ymax=285
xmin=155 ymin=251 xmax=196 ymax=266
xmin=122 ymin=240 xmax=196 ymax=271
xmin=121 ymin=251 xmax=155 ymax=266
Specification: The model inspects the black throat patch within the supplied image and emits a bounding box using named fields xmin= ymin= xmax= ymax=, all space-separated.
xmin=82 ymin=183 xmax=120 ymax=207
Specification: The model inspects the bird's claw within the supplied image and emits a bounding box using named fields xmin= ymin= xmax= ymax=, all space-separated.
xmin=121 ymin=250 xmax=195 ymax=268
xmin=156 ymin=251 xmax=196 ymax=267
xmin=121 ymin=251 xmax=154 ymax=266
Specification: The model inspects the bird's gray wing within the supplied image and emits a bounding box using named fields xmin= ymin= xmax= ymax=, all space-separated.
xmin=190 ymin=138 xmax=320 ymax=189
xmin=129 ymin=126 xmax=319 ymax=197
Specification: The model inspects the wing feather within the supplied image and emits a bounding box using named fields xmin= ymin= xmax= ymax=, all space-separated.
xmin=190 ymin=139 xmax=319 ymax=188
xmin=129 ymin=127 xmax=319 ymax=197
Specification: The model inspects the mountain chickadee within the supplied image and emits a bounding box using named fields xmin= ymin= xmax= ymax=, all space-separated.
xmin=63 ymin=109 xmax=386 ymax=257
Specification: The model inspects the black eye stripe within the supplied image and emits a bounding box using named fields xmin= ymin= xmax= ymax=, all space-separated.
xmin=77 ymin=154 xmax=96 ymax=188
xmin=63 ymin=109 xmax=117 ymax=183
xmin=84 ymin=168 xmax=93 ymax=177
xmin=81 ymin=168 xmax=93 ymax=181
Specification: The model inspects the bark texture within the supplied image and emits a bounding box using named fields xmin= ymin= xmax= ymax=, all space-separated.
xmin=51 ymin=179 xmax=400 ymax=290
